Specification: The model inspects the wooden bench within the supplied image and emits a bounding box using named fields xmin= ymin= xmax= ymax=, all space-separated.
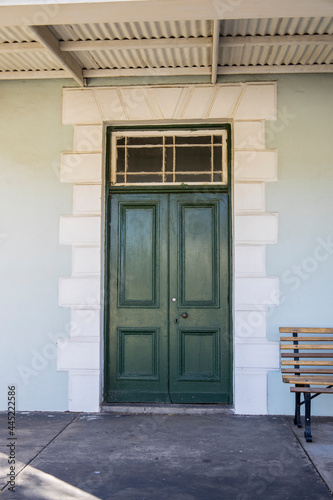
xmin=280 ymin=327 xmax=333 ymax=442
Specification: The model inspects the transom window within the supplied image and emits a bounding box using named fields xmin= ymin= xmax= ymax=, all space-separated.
xmin=110 ymin=129 xmax=228 ymax=186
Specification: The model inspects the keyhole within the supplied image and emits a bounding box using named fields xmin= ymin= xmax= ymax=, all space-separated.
xmin=174 ymin=318 xmax=179 ymax=324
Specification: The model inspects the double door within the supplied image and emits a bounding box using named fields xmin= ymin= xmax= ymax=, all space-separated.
xmin=105 ymin=192 xmax=230 ymax=403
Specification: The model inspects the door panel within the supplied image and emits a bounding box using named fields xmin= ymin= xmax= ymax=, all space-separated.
xmin=106 ymin=194 xmax=170 ymax=402
xmin=105 ymin=192 xmax=230 ymax=404
xmin=117 ymin=328 xmax=159 ymax=380
xmin=119 ymin=204 xmax=158 ymax=306
xmin=180 ymin=204 xmax=218 ymax=305
xmin=178 ymin=329 xmax=220 ymax=381
xmin=169 ymin=194 xmax=229 ymax=403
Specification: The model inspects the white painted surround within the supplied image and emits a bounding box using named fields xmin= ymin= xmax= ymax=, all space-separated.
xmin=58 ymin=82 xmax=280 ymax=414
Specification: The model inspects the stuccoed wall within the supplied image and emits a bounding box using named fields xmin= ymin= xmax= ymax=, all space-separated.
xmin=0 ymin=73 xmax=332 ymax=414
xmin=264 ymin=74 xmax=333 ymax=415
xmin=0 ymin=79 xmax=73 ymax=411
xmin=219 ymin=72 xmax=333 ymax=416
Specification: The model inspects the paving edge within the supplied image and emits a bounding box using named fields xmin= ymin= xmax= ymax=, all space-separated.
xmin=100 ymin=404 xmax=235 ymax=415
xmin=283 ymin=416 xmax=333 ymax=497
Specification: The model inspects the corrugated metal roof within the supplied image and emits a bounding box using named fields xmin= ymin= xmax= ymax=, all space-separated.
xmin=220 ymin=39 xmax=333 ymax=68
xmin=0 ymin=49 xmax=63 ymax=71
xmin=51 ymin=20 xmax=213 ymax=72
xmin=0 ymin=25 xmax=36 ymax=43
xmin=52 ymin=17 xmax=333 ymax=42
xmin=220 ymin=17 xmax=333 ymax=37
xmin=51 ymin=20 xmax=212 ymax=41
xmin=218 ymin=16 xmax=333 ymax=69
xmin=0 ymin=17 xmax=332 ymax=82
xmin=73 ymin=46 xmax=211 ymax=70
xmin=50 ymin=17 xmax=333 ymax=72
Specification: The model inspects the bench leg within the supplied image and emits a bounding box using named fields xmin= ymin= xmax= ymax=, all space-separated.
xmin=294 ymin=392 xmax=302 ymax=428
xmin=304 ymin=392 xmax=312 ymax=442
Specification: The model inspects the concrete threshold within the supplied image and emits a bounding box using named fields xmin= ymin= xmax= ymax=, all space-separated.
xmin=101 ymin=403 xmax=234 ymax=415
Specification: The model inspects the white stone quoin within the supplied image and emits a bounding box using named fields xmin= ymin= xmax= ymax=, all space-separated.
xmin=59 ymin=82 xmax=279 ymax=413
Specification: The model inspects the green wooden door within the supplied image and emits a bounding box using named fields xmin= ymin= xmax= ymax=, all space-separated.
xmin=105 ymin=192 xmax=230 ymax=403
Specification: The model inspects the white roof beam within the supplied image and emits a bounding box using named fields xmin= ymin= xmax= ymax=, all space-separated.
xmin=83 ymin=67 xmax=210 ymax=78
xmin=0 ymin=64 xmax=331 ymax=81
xmin=60 ymin=37 xmax=211 ymax=51
xmin=1 ymin=34 xmax=330 ymax=55
xmin=218 ymin=64 xmax=333 ymax=75
xmin=220 ymin=34 xmax=333 ymax=48
xmin=28 ymin=25 xmax=84 ymax=86
xmin=0 ymin=70 xmax=71 ymax=80
xmin=211 ymin=19 xmax=220 ymax=84
xmin=0 ymin=41 xmax=44 ymax=52
xmin=0 ymin=0 xmax=332 ymax=26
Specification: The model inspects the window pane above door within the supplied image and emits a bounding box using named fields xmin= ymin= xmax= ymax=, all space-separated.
xmin=110 ymin=129 xmax=228 ymax=186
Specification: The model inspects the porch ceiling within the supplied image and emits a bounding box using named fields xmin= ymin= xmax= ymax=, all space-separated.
xmin=0 ymin=2 xmax=332 ymax=85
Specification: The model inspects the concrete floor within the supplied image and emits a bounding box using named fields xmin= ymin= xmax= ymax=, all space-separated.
xmin=0 ymin=412 xmax=332 ymax=499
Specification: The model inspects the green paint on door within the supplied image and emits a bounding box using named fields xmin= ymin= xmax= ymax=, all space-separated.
xmin=105 ymin=192 xmax=230 ymax=403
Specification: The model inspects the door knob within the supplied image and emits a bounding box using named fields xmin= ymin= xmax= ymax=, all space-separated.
xmin=181 ymin=312 xmax=188 ymax=319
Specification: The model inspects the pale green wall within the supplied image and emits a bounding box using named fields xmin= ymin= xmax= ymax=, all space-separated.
xmin=213 ymin=73 xmax=333 ymax=415
xmin=0 ymin=80 xmax=73 ymax=411
xmin=1 ymin=74 xmax=332 ymax=414
xmin=220 ymin=73 xmax=333 ymax=415
xmin=264 ymin=74 xmax=333 ymax=415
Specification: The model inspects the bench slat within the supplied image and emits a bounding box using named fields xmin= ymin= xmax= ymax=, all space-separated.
xmin=281 ymin=360 xmax=333 ymax=366
xmin=281 ymin=344 xmax=333 ymax=350
xmin=281 ymin=368 xmax=333 ymax=374
xmin=281 ymin=352 xmax=333 ymax=358
xmin=283 ymin=376 xmax=333 ymax=385
xmin=279 ymin=328 xmax=333 ymax=334
xmin=290 ymin=387 xmax=333 ymax=394
xmin=280 ymin=337 xmax=333 ymax=341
